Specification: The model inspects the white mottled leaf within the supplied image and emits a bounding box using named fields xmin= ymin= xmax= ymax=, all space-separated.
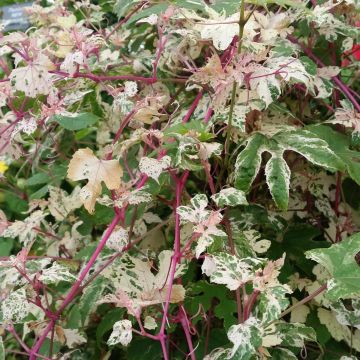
xmin=10 ymin=54 xmax=54 ymax=97
xmin=2 ymin=210 xmax=45 ymax=247
xmin=107 ymin=320 xmax=132 ymax=346
xmin=202 ymin=253 xmax=262 ymax=291
xmin=227 ymin=318 xmax=262 ymax=358
xmin=1 ymin=288 xmax=30 ymax=323
xmin=48 ymin=186 xmax=82 ymax=221
xmin=39 ymin=262 xmax=76 ymax=284
xmin=106 ymin=226 xmax=129 ymax=252
xmin=211 ymin=188 xmax=248 ymax=207
xmin=139 ymin=156 xmax=171 ymax=183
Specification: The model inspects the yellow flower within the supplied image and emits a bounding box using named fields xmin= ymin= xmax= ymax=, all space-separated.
xmin=0 ymin=161 xmax=8 ymax=174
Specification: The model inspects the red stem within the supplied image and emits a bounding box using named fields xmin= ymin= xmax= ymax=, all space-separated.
xmin=182 ymin=92 xmax=202 ymax=123
xmin=243 ymin=289 xmax=260 ymax=321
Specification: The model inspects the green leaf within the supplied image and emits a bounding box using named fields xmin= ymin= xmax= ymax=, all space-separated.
xmin=265 ymin=151 xmax=290 ymax=210
xmin=26 ymin=172 xmax=50 ymax=186
xmin=269 ymin=348 xmax=298 ymax=359
xmin=53 ymin=113 xmax=99 ymax=131
xmin=29 ymin=185 xmax=49 ymax=200
xmin=0 ymin=237 xmax=14 ymax=256
xmin=113 ymin=0 xmax=139 ymax=18
xmin=300 ymin=56 xmax=317 ymax=76
xmin=234 ymin=133 xmax=267 ymax=192
xmin=305 ymin=232 xmax=360 ymax=301
xmin=306 ymin=125 xmax=360 ymax=186
xmin=185 ymin=280 xmax=238 ymax=329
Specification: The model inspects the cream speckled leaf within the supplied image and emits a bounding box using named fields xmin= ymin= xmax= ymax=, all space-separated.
xmin=67 ymin=148 xmax=123 ymax=213
xmin=38 ymin=262 xmax=76 ymax=284
xmin=10 ymin=54 xmax=54 ymax=97
xmin=1 ymin=288 xmax=30 ymax=323
xmin=63 ymin=329 xmax=87 ymax=348
xmin=197 ymin=12 xmax=240 ymax=51
xmin=106 ymin=226 xmax=129 ymax=252
xmin=2 ymin=210 xmax=46 ymax=247
xmin=102 ymin=251 xmax=186 ymax=313
xmin=144 ymin=316 xmax=157 ymax=330
xmin=139 ymin=156 xmax=171 ymax=183
xmin=107 ymin=320 xmax=132 ymax=346
xmin=48 ymin=186 xmax=82 ymax=221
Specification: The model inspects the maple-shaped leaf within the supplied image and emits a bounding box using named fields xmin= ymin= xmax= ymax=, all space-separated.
xmin=101 ymin=251 xmax=186 ymax=314
xmin=67 ymin=148 xmax=123 ymax=213
xmin=10 ymin=53 xmax=55 ymax=98
xmin=202 ymin=253 xmax=263 ymax=291
xmin=195 ymin=12 xmax=240 ymax=51
xmin=177 ymin=194 xmax=226 ymax=257
xmin=305 ymin=232 xmax=360 ymax=301
xmin=234 ymin=129 xmax=344 ymax=210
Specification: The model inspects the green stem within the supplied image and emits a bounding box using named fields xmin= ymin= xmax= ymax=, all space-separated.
xmin=217 ymin=0 xmax=246 ymax=189
xmin=224 ymin=0 xmax=246 ymax=153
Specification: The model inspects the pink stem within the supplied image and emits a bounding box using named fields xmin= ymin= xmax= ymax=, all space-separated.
xmin=158 ymin=171 xmax=189 ymax=359
xmin=29 ymin=214 xmax=121 ymax=359
xmin=179 ymin=307 xmax=196 ymax=360
xmin=287 ymin=35 xmax=360 ymax=113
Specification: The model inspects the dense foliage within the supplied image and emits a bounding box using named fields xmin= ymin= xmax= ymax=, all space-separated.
xmin=0 ymin=0 xmax=360 ymax=359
